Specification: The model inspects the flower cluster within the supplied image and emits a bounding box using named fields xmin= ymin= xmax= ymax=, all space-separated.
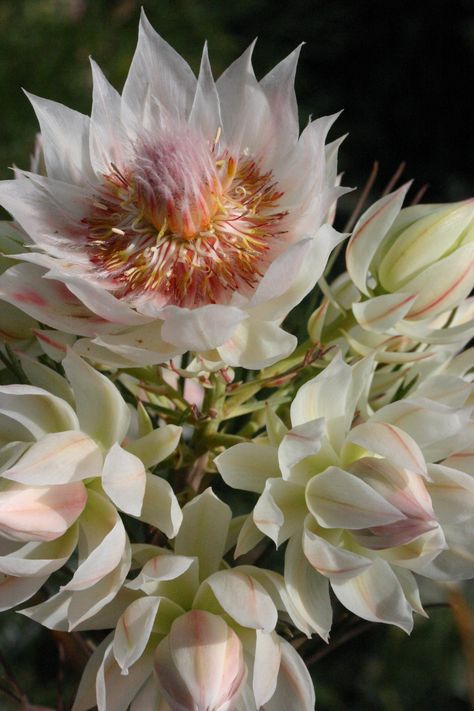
xmin=0 ymin=11 xmax=473 ymax=711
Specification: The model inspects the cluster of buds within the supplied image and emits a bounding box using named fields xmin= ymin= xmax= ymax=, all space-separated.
xmin=0 ymin=11 xmax=472 ymax=710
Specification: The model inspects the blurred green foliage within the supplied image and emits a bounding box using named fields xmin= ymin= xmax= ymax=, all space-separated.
xmin=0 ymin=1 xmax=473 ymax=709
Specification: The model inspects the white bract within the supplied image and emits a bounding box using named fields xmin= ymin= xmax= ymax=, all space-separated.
xmin=216 ymin=354 xmax=474 ymax=638
xmin=26 ymin=489 xmax=318 ymax=711
xmin=346 ymin=187 xmax=474 ymax=342
xmin=0 ymin=349 xmax=182 ymax=626
xmin=0 ymin=11 xmax=346 ymax=369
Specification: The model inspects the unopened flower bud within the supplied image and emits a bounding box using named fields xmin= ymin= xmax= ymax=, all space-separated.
xmin=154 ymin=610 xmax=246 ymax=711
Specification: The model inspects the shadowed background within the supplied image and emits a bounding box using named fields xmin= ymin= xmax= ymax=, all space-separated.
xmin=0 ymin=0 xmax=473 ymax=709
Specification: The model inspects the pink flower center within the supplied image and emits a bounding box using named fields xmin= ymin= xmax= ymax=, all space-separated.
xmin=82 ymin=130 xmax=287 ymax=308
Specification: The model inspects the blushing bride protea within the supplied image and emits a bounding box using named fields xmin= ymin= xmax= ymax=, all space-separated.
xmin=0 ymin=11 xmax=345 ymax=369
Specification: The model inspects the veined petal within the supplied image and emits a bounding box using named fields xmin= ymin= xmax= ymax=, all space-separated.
xmin=195 ymin=569 xmax=278 ymax=633
xmin=113 ymin=596 xmax=161 ymax=673
xmin=346 ymin=184 xmax=410 ymax=295
xmin=303 ymin=521 xmax=373 ymax=582
xmin=188 ymin=43 xmax=221 ymax=139
xmin=404 ymin=242 xmax=474 ymax=320
xmin=122 ymin=9 xmax=196 ymax=127
xmin=331 ymin=558 xmax=414 ymax=632
xmin=264 ymin=637 xmax=315 ymax=711
xmin=0 ymin=264 xmax=108 ymax=337
xmin=345 ymin=421 xmax=427 ymax=477
xmin=260 ymin=45 xmax=302 ymax=148
xmin=305 ymin=466 xmax=404 ymax=529
xmin=2 ymin=431 xmax=102 ymax=485
xmin=25 ymin=92 xmax=95 ymax=186
xmin=284 ymin=532 xmax=333 ymax=640
xmin=89 ymin=59 xmax=129 ymax=175
xmin=353 ymin=293 xmax=417 ymax=332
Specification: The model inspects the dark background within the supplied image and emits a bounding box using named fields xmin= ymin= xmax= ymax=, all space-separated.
xmin=0 ymin=1 xmax=473 ymax=709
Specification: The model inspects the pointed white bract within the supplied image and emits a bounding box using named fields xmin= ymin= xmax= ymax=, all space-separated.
xmin=0 ymin=349 xmax=182 ymax=620
xmin=217 ymin=354 xmax=474 ymax=635
xmin=0 ymin=11 xmax=346 ymax=369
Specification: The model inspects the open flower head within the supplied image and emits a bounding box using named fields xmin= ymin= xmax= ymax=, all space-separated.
xmin=0 ymin=11 xmax=345 ymax=369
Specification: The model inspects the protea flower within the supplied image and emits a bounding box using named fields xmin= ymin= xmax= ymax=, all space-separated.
xmin=32 ymin=490 xmax=317 ymax=711
xmin=0 ymin=349 xmax=182 ymax=625
xmin=216 ymin=354 xmax=474 ymax=637
xmin=0 ymin=11 xmax=345 ymax=369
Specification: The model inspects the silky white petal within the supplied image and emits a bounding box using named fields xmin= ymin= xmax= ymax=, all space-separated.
xmin=89 ymin=59 xmax=128 ymax=175
xmin=96 ymin=641 xmax=155 ymax=711
xmin=63 ymin=349 xmax=130 ymax=449
xmin=346 ymin=184 xmax=410 ymax=295
xmin=125 ymin=424 xmax=182 ymax=469
xmin=102 ymin=444 xmax=146 ymax=516
xmin=160 ymin=304 xmax=247 ymax=352
xmin=25 ymin=92 xmax=95 ymax=185
xmin=188 ymin=43 xmax=221 ymax=139
xmin=305 ymin=466 xmax=404 ymax=529
xmin=0 ymin=264 xmax=107 ymax=337
xmin=0 ymin=572 xmax=49 ymax=612
xmin=122 ymin=9 xmax=196 ymax=126
xmin=62 ymin=491 xmax=126 ymax=591
xmin=331 ymin=558 xmax=414 ymax=632
xmin=248 ymin=228 xmax=345 ymax=322
xmin=260 ymin=45 xmax=302 ymax=148
xmin=138 ymin=473 xmax=183 ymax=539
xmin=113 ymin=596 xmax=161 ymax=673
xmin=303 ymin=523 xmax=373 ymax=582
xmin=345 ymin=421 xmax=427 ymax=477
xmin=175 ymin=489 xmax=231 ymax=580
xmin=217 ymin=318 xmax=296 ymax=370
xmin=0 ymin=481 xmax=87 ymax=542
xmin=427 ymin=464 xmax=474 ymax=524
xmin=353 ymin=293 xmax=417 ymax=332
xmin=253 ymin=478 xmax=306 ymax=546
xmin=0 ymin=383 xmax=79 ymax=438
xmin=2 ymin=431 xmax=102 ymax=485
xmin=216 ymin=442 xmax=280 ymax=494
xmin=264 ymin=637 xmax=315 ymax=711
xmin=284 ymin=532 xmax=333 ymax=640
xmin=278 ymin=419 xmax=325 ymax=479
xmin=197 ymin=569 xmax=278 ymax=633
xmin=253 ymin=630 xmax=281 ymax=708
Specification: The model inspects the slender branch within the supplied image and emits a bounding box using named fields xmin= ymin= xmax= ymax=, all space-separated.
xmin=410 ymin=183 xmax=430 ymax=205
xmin=381 ymin=160 xmax=406 ymax=195
xmin=343 ymin=161 xmax=379 ymax=232
xmin=304 ymin=620 xmax=375 ymax=667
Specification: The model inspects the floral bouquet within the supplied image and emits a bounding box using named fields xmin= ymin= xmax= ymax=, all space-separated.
xmin=0 ymin=11 xmax=473 ymax=710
